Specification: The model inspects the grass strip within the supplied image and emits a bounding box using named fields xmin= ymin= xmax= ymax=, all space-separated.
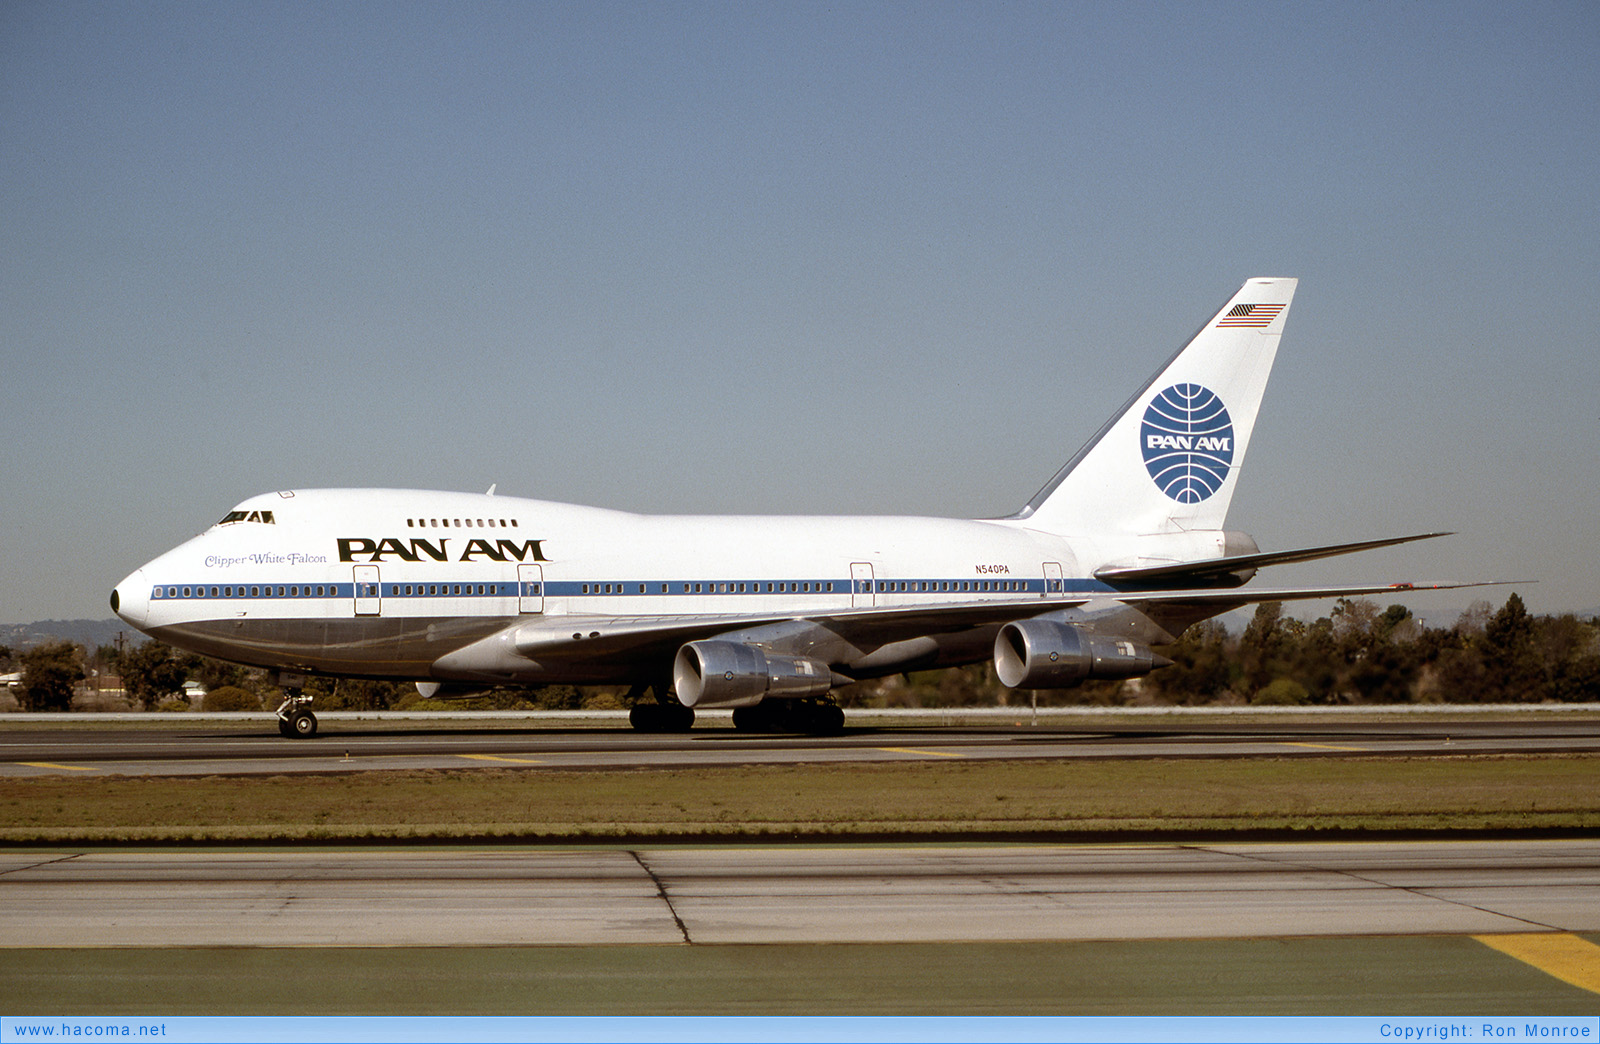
xmin=2 ymin=754 xmax=1597 ymax=842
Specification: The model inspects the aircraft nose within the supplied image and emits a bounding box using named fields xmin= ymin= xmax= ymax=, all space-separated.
xmin=111 ymin=569 xmax=149 ymax=629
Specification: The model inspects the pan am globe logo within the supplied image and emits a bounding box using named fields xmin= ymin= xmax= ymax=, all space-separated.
xmin=1140 ymin=384 xmax=1235 ymax=503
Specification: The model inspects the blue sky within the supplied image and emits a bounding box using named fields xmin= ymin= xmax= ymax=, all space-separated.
xmin=3 ymin=1 xmax=1597 ymax=625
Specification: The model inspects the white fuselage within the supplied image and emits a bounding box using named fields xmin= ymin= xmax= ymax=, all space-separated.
xmin=114 ymin=487 xmax=1194 ymax=685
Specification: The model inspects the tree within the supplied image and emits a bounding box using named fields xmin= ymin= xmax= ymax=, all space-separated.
xmin=1147 ymin=620 xmax=1233 ymax=704
xmin=201 ymin=686 xmax=262 ymax=711
xmin=1454 ymin=600 xmax=1492 ymax=637
xmin=1238 ymin=601 xmax=1287 ymax=695
xmin=118 ymin=640 xmax=193 ymax=710
xmin=193 ymin=655 xmax=251 ymax=693
xmin=1482 ymin=593 xmax=1540 ymax=702
xmin=18 ymin=641 xmax=85 ymax=712
xmin=1331 ymin=598 xmax=1381 ymax=641
xmin=1375 ymin=604 xmax=1414 ymax=642
xmin=1251 ymin=678 xmax=1309 ymax=706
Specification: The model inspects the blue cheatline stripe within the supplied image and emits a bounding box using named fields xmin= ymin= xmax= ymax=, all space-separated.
xmin=151 ymin=576 xmax=1118 ymax=602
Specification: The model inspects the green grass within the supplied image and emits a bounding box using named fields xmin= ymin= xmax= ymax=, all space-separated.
xmin=2 ymin=755 xmax=1597 ymax=842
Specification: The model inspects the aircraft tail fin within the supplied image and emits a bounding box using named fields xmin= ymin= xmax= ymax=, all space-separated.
xmin=1012 ymin=277 xmax=1297 ymax=537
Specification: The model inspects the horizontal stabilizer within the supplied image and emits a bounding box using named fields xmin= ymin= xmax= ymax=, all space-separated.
xmin=1095 ymin=532 xmax=1455 ymax=587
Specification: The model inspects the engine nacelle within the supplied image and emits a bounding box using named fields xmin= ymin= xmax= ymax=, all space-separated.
xmin=415 ymin=681 xmax=492 ymax=700
xmin=993 ymin=619 xmax=1161 ymax=689
xmin=673 ymin=640 xmax=834 ymax=708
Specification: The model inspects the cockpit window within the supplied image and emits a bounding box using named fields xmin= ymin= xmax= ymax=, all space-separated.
xmin=218 ymin=510 xmax=275 ymax=526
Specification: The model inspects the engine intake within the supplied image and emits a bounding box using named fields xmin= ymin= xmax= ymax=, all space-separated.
xmin=994 ymin=619 xmax=1162 ymax=689
xmin=673 ymin=640 xmax=833 ymax=708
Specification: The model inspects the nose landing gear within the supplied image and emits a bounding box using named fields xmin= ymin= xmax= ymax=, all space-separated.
xmin=274 ymin=684 xmax=318 ymax=738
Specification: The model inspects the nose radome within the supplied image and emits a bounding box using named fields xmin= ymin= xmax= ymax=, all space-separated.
xmin=112 ymin=569 xmax=149 ymax=629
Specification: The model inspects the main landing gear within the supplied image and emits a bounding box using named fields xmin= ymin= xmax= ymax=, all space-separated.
xmin=732 ymin=697 xmax=845 ymax=735
xmin=275 ymin=688 xmax=318 ymax=738
xmin=627 ymin=682 xmax=695 ymax=733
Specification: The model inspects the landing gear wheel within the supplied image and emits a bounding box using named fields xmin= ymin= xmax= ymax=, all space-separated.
xmin=627 ymin=681 xmax=693 ymax=733
xmin=732 ymin=705 xmax=774 ymax=732
xmin=630 ymin=702 xmax=694 ymax=733
xmin=732 ymin=699 xmax=843 ymax=734
xmin=288 ymin=708 xmax=318 ymax=738
xmin=274 ymin=681 xmax=318 ymax=739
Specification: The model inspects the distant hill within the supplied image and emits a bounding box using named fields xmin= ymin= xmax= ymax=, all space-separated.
xmin=2 ymin=619 xmax=130 ymax=651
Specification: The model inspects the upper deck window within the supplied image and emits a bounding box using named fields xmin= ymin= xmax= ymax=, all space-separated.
xmin=218 ymin=510 xmax=275 ymax=526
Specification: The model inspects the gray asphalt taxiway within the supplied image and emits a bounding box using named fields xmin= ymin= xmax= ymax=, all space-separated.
xmin=3 ymin=708 xmax=1599 ymax=777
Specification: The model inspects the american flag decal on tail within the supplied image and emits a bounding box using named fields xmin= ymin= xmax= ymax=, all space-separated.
xmin=1216 ymin=302 xmax=1285 ymax=327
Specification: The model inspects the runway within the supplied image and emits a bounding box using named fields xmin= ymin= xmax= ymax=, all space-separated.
xmin=4 ymin=710 xmax=1599 ymax=777
xmin=4 ymin=840 xmax=1598 ymax=947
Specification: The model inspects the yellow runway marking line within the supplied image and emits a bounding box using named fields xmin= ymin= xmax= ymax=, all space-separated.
xmin=1474 ymin=933 xmax=1600 ymax=995
xmin=875 ymin=747 xmax=966 ymax=758
xmin=17 ymin=762 xmax=97 ymax=772
xmin=1280 ymin=741 xmax=1370 ymax=752
xmin=458 ymin=753 xmax=544 ymax=765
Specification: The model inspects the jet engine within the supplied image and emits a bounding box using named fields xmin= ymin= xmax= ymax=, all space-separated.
xmin=993 ymin=619 xmax=1164 ymax=688
xmin=414 ymin=681 xmax=493 ymax=700
xmin=673 ymin=640 xmax=833 ymax=708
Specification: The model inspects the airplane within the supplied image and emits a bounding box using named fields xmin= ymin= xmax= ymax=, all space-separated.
xmin=110 ymin=277 xmax=1486 ymax=738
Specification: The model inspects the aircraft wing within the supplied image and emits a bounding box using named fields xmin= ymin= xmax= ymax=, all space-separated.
xmin=430 ymin=577 xmax=1508 ymax=684
xmin=1109 ymin=578 xmax=1512 ymax=634
xmin=1093 ymin=532 xmax=1454 ymax=587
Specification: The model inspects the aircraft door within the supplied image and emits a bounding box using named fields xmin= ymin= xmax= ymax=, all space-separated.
xmin=1043 ymin=562 xmax=1064 ymax=597
xmin=851 ymin=562 xmax=875 ymax=608
xmin=353 ymin=565 xmax=381 ymax=616
xmin=518 ymin=564 xmax=544 ymax=614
